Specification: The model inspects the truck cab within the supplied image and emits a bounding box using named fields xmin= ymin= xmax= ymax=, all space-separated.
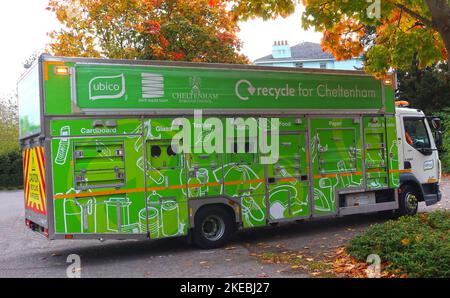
xmin=395 ymin=104 xmax=442 ymax=214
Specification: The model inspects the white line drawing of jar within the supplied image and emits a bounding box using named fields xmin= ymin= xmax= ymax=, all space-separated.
xmin=161 ymin=200 xmax=180 ymax=237
xmin=55 ymin=126 xmax=70 ymax=165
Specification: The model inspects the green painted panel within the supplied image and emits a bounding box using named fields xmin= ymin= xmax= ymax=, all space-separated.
xmin=44 ymin=62 xmax=74 ymax=116
xmin=74 ymin=64 xmax=383 ymax=111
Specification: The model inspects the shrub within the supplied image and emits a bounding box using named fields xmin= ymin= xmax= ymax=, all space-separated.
xmin=433 ymin=109 xmax=450 ymax=173
xmin=0 ymin=150 xmax=23 ymax=189
xmin=347 ymin=211 xmax=450 ymax=278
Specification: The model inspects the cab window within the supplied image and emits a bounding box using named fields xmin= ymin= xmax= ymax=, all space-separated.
xmin=403 ymin=117 xmax=431 ymax=150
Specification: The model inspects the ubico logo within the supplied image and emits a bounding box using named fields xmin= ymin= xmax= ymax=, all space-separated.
xmin=89 ymin=74 xmax=126 ymax=101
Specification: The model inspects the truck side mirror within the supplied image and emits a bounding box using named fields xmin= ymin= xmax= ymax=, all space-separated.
xmin=434 ymin=130 xmax=443 ymax=150
xmin=431 ymin=118 xmax=442 ymax=130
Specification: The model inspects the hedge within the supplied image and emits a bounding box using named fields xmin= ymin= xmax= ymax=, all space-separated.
xmin=0 ymin=150 xmax=23 ymax=189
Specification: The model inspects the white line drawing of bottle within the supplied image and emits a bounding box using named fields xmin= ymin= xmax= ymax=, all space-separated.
xmin=389 ymin=140 xmax=399 ymax=186
xmin=136 ymin=156 xmax=165 ymax=185
xmin=161 ymin=200 xmax=180 ymax=237
xmin=55 ymin=126 xmax=70 ymax=165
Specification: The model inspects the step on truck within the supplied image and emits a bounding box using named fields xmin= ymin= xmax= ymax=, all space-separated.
xmin=18 ymin=55 xmax=442 ymax=248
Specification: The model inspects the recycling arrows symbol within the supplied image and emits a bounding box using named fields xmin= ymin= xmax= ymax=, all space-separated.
xmin=235 ymin=79 xmax=255 ymax=101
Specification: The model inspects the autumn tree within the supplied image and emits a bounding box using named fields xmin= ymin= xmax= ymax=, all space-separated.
xmin=47 ymin=0 xmax=249 ymax=64
xmin=0 ymin=95 xmax=19 ymax=155
xmin=230 ymin=0 xmax=450 ymax=78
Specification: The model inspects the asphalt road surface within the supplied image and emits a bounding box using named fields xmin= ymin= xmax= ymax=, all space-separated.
xmin=0 ymin=178 xmax=448 ymax=278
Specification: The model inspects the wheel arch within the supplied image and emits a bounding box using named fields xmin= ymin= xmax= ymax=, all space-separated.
xmin=188 ymin=197 xmax=241 ymax=228
xmin=399 ymin=173 xmax=425 ymax=201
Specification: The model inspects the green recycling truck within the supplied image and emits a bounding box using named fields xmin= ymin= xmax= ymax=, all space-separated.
xmin=18 ymin=55 xmax=441 ymax=248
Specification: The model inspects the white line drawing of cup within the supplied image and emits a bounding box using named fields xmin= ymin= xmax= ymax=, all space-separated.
xmin=55 ymin=126 xmax=70 ymax=165
xmin=161 ymin=200 xmax=180 ymax=237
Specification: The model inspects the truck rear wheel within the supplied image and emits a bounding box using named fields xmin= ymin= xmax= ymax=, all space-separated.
xmin=398 ymin=185 xmax=419 ymax=216
xmin=192 ymin=206 xmax=234 ymax=249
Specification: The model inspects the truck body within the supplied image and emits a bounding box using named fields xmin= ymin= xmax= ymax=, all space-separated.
xmin=18 ymin=55 xmax=441 ymax=248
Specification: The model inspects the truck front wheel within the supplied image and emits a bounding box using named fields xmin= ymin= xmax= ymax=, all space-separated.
xmin=192 ymin=206 xmax=234 ymax=249
xmin=398 ymin=185 xmax=419 ymax=216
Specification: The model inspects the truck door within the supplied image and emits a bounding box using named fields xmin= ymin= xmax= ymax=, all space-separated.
xmin=401 ymin=116 xmax=439 ymax=183
xmin=267 ymin=132 xmax=310 ymax=221
xmin=311 ymin=118 xmax=363 ymax=216
xmin=223 ymin=135 xmax=267 ymax=228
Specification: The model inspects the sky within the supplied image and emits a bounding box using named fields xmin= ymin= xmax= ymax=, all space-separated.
xmin=0 ymin=1 xmax=321 ymax=99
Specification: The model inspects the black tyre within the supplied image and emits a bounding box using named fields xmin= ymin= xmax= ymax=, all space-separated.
xmin=398 ymin=184 xmax=419 ymax=216
xmin=192 ymin=206 xmax=234 ymax=249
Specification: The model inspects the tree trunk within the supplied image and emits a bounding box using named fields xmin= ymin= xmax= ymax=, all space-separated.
xmin=425 ymin=0 xmax=450 ymax=78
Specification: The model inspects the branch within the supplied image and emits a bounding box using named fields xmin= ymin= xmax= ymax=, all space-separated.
xmin=393 ymin=2 xmax=436 ymax=29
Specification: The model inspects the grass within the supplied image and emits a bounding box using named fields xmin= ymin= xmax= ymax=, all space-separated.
xmin=346 ymin=211 xmax=450 ymax=278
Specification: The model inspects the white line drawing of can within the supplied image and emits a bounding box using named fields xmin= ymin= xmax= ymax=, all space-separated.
xmin=139 ymin=206 xmax=159 ymax=236
xmin=148 ymin=207 xmax=159 ymax=237
xmin=161 ymin=200 xmax=180 ymax=237
xmin=55 ymin=126 xmax=70 ymax=165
